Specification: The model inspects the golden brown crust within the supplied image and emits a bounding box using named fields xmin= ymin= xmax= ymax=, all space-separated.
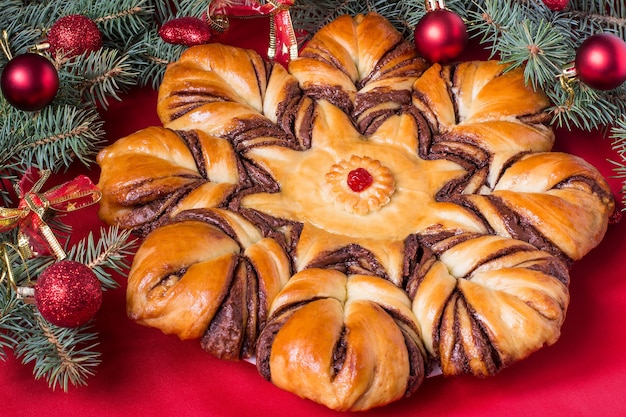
xmin=463 ymin=152 xmax=614 ymax=261
xmin=96 ymin=126 xmax=241 ymax=232
xmin=256 ymin=268 xmax=426 ymax=411
xmin=95 ymin=11 xmax=615 ymax=413
xmin=408 ymin=233 xmax=569 ymax=377
xmin=126 ymin=209 xmax=291 ymax=359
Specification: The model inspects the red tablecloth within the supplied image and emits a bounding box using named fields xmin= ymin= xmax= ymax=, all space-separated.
xmin=2 ymin=17 xmax=626 ymax=417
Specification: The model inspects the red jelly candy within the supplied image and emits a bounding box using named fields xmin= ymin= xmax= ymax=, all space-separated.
xmin=347 ymin=168 xmax=373 ymax=192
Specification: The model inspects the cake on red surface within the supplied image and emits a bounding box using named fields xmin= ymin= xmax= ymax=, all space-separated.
xmin=96 ymin=13 xmax=615 ymax=411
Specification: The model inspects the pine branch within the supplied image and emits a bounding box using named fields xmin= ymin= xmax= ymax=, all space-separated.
xmin=90 ymin=0 xmax=155 ymax=42
xmin=0 ymin=285 xmax=22 ymax=360
xmin=14 ymin=312 xmax=101 ymax=391
xmin=61 ymin=47 xmax=141 ymax=109
xmin=137 ymin=28 xmax=185 ymax=89
xmin=3 ymin=104 xmax=106 ymax=172
xmin=66 ymin=226 xmax=137 ymax=290
xmin=610 ymin=119 xmax=626 ymax=207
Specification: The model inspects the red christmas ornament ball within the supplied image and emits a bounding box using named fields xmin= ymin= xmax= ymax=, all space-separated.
xmin=48 ymin=14 xmax=102 ymax=58
xmin=414 ymin=9 xmax=468 ymax=63
xmin=542 ymin=0 xmax=569 ymax=11
xmin=0 ymin=53 xmax=59 ymax=111
xmin=35 ymin=260 xmax=103 ymax=328
xmin=159 ymin=17 xmax=213 ymax=46
xmin=575 ymin=33 xmax=626 ymax=90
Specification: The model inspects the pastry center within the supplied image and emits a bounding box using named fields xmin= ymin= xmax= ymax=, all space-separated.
xmin=323 ymin=155 xmax=396 ymax=216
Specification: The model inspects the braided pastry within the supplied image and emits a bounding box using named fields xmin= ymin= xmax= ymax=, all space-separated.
xmin=256 ymin=268 xmax=426 ymax=411
xmin=126 ymin=208 xmax=290 ymax=360
xmin=96 ymin=12 xmax=615 ymax=412
xmin=407 ymin=232 xmax=569 ymax=377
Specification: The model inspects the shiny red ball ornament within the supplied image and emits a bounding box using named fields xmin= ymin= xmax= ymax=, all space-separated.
xmin=159 ymin=17 xmax=213 ymax=46
xmin=35 ymin=260 xmax=103 ymax=328
xmin=0 ymin=53 xmax=59 ymax=111
xmin=542 ymin=0 xmax=569 ymax=11
xmin=575 ymin=33 xmax=626 ymax=90
xmin=414 ymin=9 xmax=468 ymax=63
xmin=48 ymin=14 xmax=102 ymax=58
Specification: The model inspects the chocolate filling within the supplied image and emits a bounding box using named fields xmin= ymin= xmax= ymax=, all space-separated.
xmin=526 ymin=255 xmax=570 ymax=285
xmin=256 ymin=308 xmax=297 ymax=381
xmin=401 ymin=328 xmax=426 ymax=397
xmin=305 ymin=244 xmax=390 ymax=280
xmin=555 ymin=174 xmax=614 ymax=204
xmin=236 ymin=157 xmax=280 ymax=195
xmin=436 ymin=292 xmax=501 ymax=376
xmin=242 ymin=259 xmax=260 ymax=358
xmin=358 ymin=41 xmax=426 ymax=87
xmin=300 ymin=48 xmax=352 ymax=81
xmin=172 ymin=208 xmax=241 ymax=247
xmin=331 ymin=326 xmax=348 ymax=379
xmin=487 ymin=195 xmax=573 ymax=265
xmin=353 ymin=88 xmax=412 ymax=120
xmin=227 ymin=117 xmax=293 ymax=154
xmin=121 ymin=179 xmax=205 ymax=236
xmin=293 ymin=96 xmax=316 ymax=150
xmin=150 ymin=267 xmax=188 ymax=292
xmin=177 ymin=130 xmax=208 ymax=179
xmin=201 ymin=258 xmax=249 ymax=360
xmin=305 ymin=84 xmax=353 ymax=115
xmin=237 ymin=207 xmax=302 ymax=262
xmin=402 ymin=234 xmax=423 ymax=289
xmin=165 ymin=91 xmax=230 ymax=122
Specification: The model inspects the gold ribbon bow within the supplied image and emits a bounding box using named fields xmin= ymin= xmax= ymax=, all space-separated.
xmin=0 ymin=169 xmax=102 ymax=260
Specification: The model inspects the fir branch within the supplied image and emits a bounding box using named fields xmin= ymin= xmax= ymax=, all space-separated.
xmin=137 ymin=28 xmax=185 ymax=89
xmin=610 ymin=119 xmax=626 ymax=208
xmin=5 ymin=104 xmax=106 ymax=171
xmin=87 ymin=0 xmax=155 ymax=42
xmin=66 ymin=226 xmax=137 ymax=290
xmin=0 ymin=285 xmax=22 ymax=360
xmin=61 ymin=47 xmax=141 ymax=109
xmin=498 ymin=18 xmax=574 ymax=89
xmin=14 ymin=312 xmax=101 ymax=391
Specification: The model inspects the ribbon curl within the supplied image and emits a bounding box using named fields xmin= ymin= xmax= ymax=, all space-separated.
xmin=208 ymin=0 xmax=298 ymax=67
xmin=0 ymin=169 xmax=102 ymax=260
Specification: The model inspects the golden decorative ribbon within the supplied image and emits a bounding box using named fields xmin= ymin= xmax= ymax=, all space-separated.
xmin=0 ymin=169 xmax=102 ymax=260
xmin=208 ymin=0 xmax=298 ymax=66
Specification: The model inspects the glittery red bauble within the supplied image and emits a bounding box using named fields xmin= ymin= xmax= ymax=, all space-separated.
xmin=159 ymin=17 xmax=213 ymax=46
xmin=35 ymin=260 xmax=103 ymax=328
xmin=575 ymin=33 xmax=626 ymax=90
xmin=542 ymin=0 xmax=569 ymax=11
xmin=48 ymin=14 xmax=102 ymax=58
xmin=414 ymin=9 xmax=468 ymax=64
xmin=0 ymin=53 xmax=59 ymax=111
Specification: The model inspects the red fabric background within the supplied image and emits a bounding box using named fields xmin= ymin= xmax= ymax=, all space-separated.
xmin=2 ymin=17 xmax=626 ymax=417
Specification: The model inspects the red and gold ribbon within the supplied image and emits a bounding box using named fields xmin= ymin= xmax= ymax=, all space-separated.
xmin=208 ymin=0 xmax=298 ymax=66
xmin=0 ymin=169 xmax=102 ymax=260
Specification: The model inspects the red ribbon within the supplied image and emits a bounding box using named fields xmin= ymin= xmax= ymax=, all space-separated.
xmin=209 ymin=0 xmax=298 ymax=66
xmin=0 ymin=169 xmax=102 ymax=259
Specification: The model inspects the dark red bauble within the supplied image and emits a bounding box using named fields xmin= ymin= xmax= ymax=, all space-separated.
xmin=414 ymin=9 xmax=468 ymax=63
xmin=159 ymin=17 xmax=213 ymax=46
xmin=0 ymin=53 xmax=59 ymax=111
xmin=542 ymin=0 xmax=569 ymax=11
xmin=575 ymin=33 xmax=626 ymax=90
xmin=35 ymin=260 xmax=103 ymax=328
xmin=48 ymin=14 xmax=102 ymax=58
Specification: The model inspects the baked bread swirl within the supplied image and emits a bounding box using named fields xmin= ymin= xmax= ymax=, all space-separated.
xmin=256 ymin=268 xmax=427 ymax=411
xmin=406 ymin=232 xmax=569 ymax=377
xmin=126 ymin=208 xmax=291 ymax=360
xmin=96 ymin=12 xmax=616 ymax=412
xmin=97 ymin=126 xmax=241 ymax=234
